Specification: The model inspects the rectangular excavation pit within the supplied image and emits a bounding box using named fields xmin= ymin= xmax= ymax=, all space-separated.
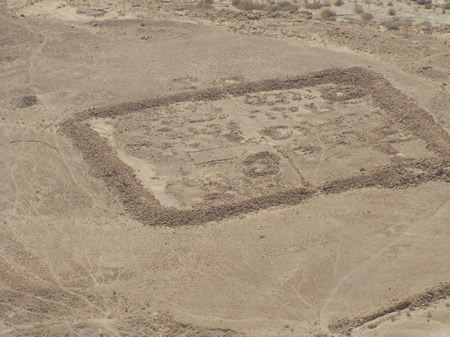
xmin=61 ymin=67 xmax=450 ymax=226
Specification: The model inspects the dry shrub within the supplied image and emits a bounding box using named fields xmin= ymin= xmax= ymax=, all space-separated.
xmin=418 ymin=20 xmax=432 ymax=32
xmin=232 ymin=0 xmax=267 ymax=10
xmin=385 ymin=22 xmax=400 ymax=30
xmin=401 ymin=17 xmax=413 ymax=27
xmin=334 ymin=0 xmax=344 ymax=6
xmin=423 ymin=2 xmax=432 ymax=8
xmin=353 ymin=4 xmax=364 ymax=12
xmin=289 ymin=2 xmax=301 ymax=10
xmin=360 ymin=12 xmax=373 ymax=20
xmin=304 ymin=0 xmax=324 ymax=9
xmin=268 ymin=0 xmax=299 ymax=11
xmin=388 ymin=7 xmax=396 ymax=14
xmin=320 ymin=7 xmax=336 ymax=19
xmin=323 ymin=0 xmax=332 ymax=6
xmin=196 ymin=0 xmax=214 ymax=9
xmin=232 ymin=0 xmax=300 ymax=11
xmin=382 ymin=19 xmax=400 ymax=30
xmin=387 ymin=1 xmax=393 ymax=5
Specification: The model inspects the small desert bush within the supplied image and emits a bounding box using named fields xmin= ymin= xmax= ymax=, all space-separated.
xmin=268 ymin=0 xmax=300 ymax=11
xmin=388 ymin=7 xmax=396 ymax=14
xmin=360 ymin=11 xmax=373 ymax=19
xmin=320 ymin=7 xmax=337 ymax=19
xmin=423 ymin=2 xmax=432 ymax=8
xmin=385 ymin=22 xmax=400 ymax=30
xmin=418 ymin=20 xmax=432 ymax=32
xmin=289 ymin=2 xmax=301 ymax=10
xmin=232 ymin=0 xmax=267 ymax=10
xmin=196 ymin=0 xmax=214 ymax=9
xmin=304 ymin=0 xmax=324 ymax=9
xmin=387 ymin=1 xmax=393 ymax=5
xmin=382 ymin=19 xmax=400 ymax=30
xmin=401 ymin=17 xmax=413 ymax=27
xmin=353 ymin=4 xmax=364 ymax=12
xmin=334 ymin=0 xmax=344 ymax=6
xmin=323 ymin=0 xmax=332 ymax=6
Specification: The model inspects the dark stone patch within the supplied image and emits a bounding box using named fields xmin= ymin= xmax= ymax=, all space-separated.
xmin=13 ymin=95 xmax=38 ymax=108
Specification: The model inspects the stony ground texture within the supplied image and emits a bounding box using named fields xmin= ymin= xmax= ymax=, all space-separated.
xmin=1 ymin=0 xmax=449 ymax=336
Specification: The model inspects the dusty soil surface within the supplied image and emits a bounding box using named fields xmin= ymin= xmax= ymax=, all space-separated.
xmin=1 ymin=0 xmax=449 ymax=336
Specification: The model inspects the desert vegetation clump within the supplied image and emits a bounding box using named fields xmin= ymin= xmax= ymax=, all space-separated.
xmin=360 ymin=11 xmax=374 ymax=20
xmin=353 ymin=4 xmax=364 ymax=12
xmin=320 ymin=7 xmax=337 ymax=19
xmin=334 ymin=0 xmax=344 ymax=6
xmin=232 ymin=0 xmax=267 ymax=10
xmin=417 ymin=20 xmax=432 ymax=32
xmin=304 ymin=0 xmax=324 ymax=9
xmin=231 ymin=0 xmax=300 ymax=11
xmin=401 ymin=18 xmax=413 ymax=27
xmin=268 ymin=1 xmax=300 ymax=11
xmin=388 ymin=7 xmax=396 ymax=14
xmin=196 ymin=0 xmax=214 ymax=9
xmin=382 ymin=18 xmax=400 ymax=30
xmin=415 ymin=0 xmax=433 ymax=5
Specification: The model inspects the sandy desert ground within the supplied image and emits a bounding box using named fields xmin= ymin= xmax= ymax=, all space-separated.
xmin=1 ymin=0 xmax=449 ymax=336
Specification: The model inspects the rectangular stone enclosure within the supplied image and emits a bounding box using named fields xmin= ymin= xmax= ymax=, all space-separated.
xmin=61 ymin=67 xmax=449 ymax=226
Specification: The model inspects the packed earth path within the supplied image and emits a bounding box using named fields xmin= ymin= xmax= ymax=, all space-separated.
xmin=1 ymin=0 xmax=449 ymax=336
